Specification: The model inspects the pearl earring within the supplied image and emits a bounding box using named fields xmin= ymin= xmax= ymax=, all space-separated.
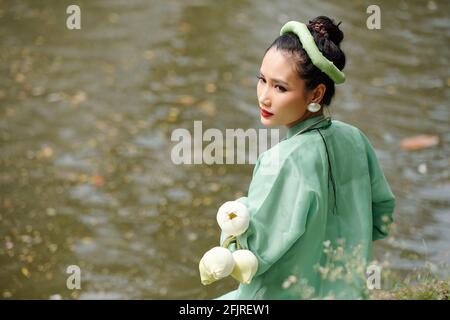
xmin=307 ymin=102 xmax=321 ymax=112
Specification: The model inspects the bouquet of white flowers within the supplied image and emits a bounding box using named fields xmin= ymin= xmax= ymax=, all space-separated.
xmin=199 ymin=201 xmax=258 ymax=285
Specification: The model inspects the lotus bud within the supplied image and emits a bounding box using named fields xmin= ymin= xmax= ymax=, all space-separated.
xmin=199 ymin=246 xmax=235 ymax=285
xmin=216 ymin=201 xmax=249 ymax=236
xmin=230 ymin=249 xmax=258 ymax=284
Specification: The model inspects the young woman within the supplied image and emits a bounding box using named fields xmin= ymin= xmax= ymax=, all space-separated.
xmin=215 ymin=16 xmax=396 ymax=299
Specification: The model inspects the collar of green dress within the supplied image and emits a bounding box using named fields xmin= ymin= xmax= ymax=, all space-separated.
xmin=286 ymin=114 xmax=332 ymax=139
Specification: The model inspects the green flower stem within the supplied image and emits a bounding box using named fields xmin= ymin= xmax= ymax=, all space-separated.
xmin=222 ymin=235 xmax=242 ymax=250
xmin=222 ymin=235 xmax=236 ymax=249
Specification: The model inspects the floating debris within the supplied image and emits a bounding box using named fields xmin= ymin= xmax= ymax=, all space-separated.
xmin=204 ymin=83 xmax=216 ymax=93
xmin=176 ymin=95 xmax=195 ymax=106
xmin=70 ymin=91 xmax=87 ymax=106
xmin=400 ymin=134 xmax=439 ymax=151
xmin=178 ymin=22 xmax=192 ymax=34
xmin=21 ymin=267 xmax=31 ymax=278
xmin=417 ymin=163 xmax=428 ymax=174
xmin=90 ymin=174 xmax=105 ymax=187
xmin=199 ymin=100 xmax=216 ymax=116
xmin=36 ymin=146 xmax=54 ymax=159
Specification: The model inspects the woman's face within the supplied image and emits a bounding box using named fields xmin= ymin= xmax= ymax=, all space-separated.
xmin=257 ymin=47 xmax=311 ymax=128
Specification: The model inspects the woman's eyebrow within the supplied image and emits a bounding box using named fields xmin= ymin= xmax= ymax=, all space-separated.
xmin=259 ymin=71 xmax=289 ymax=86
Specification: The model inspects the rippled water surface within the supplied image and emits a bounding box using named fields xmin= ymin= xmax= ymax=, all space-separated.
xmin=0 ymin=0 xmax=449 ymax=299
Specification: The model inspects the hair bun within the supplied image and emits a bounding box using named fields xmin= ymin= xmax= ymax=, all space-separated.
xmin=307 ymin=16 xmax=344 ymax=47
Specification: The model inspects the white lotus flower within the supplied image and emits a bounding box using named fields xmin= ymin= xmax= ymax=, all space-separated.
xmin=216 ymin=201 xmax=249 ymax=236
xmin=199 ymin=246 xmax=235 ymax=285
xmin=230 ymin=249 xmax=258 ymax=284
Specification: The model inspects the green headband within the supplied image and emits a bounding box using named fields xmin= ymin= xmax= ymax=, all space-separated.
xmin=280 ymin=21 xmax=345 ymax=84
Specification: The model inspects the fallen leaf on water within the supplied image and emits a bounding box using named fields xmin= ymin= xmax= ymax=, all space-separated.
xmin=21 ymin=267 xmax=31 ymax=278
xmin=205 ymin=83 xmax=216 ymax=93
xmin=177 ymin=95 xmax=195 ymax=106
xmin=167 ymin=107 xmax=180 ymax=122
xmin=71 ymin=91 xmax=87 ymax=106
xmin=178 ymin=22 xmax=192 ymax=33
xmin=199 ymin=101 xmax=216 ymax=116
xmin=400 ymin=134 xmax=439 ymax=151
xmin=15 ymin=73 xmax=25 ymax=83
xmin=3 ymin=198 xmax=12 ymax=209
xmin=37 ymin=146 xmax=54 ymax=159
xmin=91 ymin=174 xmax=105 ymax=187
xmin=202 ymin=197 xmax=213 ymax=206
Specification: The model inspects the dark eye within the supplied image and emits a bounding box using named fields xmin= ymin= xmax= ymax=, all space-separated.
xmin=256 ymin=75 xmax=266 ymax=83
xmin=275 ymin=85 xmax=286 ymax=92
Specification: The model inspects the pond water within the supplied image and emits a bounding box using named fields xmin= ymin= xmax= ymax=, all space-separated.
xmin=0 ymin=0 xmax=449 ymax=299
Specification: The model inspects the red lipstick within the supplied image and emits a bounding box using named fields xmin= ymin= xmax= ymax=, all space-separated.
xmin=260 ymin=108 xmax=274 ymax=118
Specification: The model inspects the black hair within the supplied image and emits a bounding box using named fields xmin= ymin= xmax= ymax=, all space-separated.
xmin=266 ymin=16 xmax=346 ymax=106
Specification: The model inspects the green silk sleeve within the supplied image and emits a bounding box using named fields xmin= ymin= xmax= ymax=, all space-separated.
xmin=359 ymin=131 xmax=396 ymax=241
xmin=233 ymin=153 xmax=317 ymax=277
